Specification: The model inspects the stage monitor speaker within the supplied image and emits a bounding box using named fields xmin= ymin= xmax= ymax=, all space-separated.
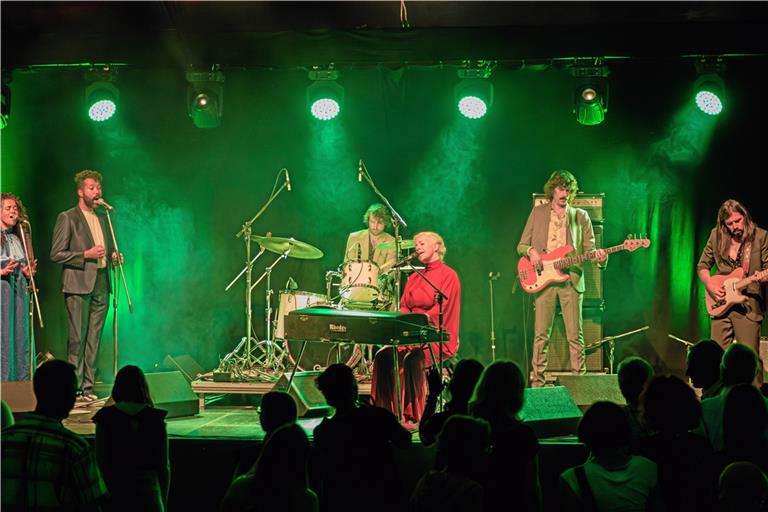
xmin=145 ymin=371 xmax=200 ymax=419
xmin=543 ymin=309 xmax=604 ymax=373
xmin=163 ymin=354 xmax=205 ymax=383
xmin=1 ymin=380 xmax=36 ymax=412
xmin=271 ymin=371 xmax=332 ymax=418
xmin=521 ymin=386 xmax=582 ymax=438
xmin=555 ymin=374 xmax=626 ymax=411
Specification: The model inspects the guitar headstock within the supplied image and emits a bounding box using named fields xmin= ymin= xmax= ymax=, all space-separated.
xmin=623 ymin=234 xmax=651 ymax=252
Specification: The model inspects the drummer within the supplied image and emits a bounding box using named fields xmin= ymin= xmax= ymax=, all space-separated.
xmin=344 ymin=203 xmax=397 ymax=272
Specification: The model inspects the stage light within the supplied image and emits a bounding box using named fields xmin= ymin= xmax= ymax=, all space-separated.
xmin=186 ymin=69 xmax=224 ymax=128
xmin=85 ymin=82 xmax=119 ymax=122
xmin=455 ymin=63 xmax=495 ymax=119
xmin=571 ymin=59 xmax=609 ymax=126
xmin=693 ymin=57 xmax=726 ymax=116
xmin=306 ymin=68 xmax=344 ymax=121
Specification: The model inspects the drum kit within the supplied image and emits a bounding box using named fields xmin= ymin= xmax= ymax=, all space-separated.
xmin=220 ymin=233 xmax=418 ymax=380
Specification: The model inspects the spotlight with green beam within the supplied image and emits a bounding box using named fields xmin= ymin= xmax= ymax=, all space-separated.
xmin=570 ymin=58 xmax=610 ymax=126
xmin=306 ymin=69 xmax=344 ymax=121
xmin=455 ymin=64 xmax=495 ymax=119
xmin=694 ymin=73 xmax=725 ymax=116
xmin=85 ymin=81 xmax=119 ymax=122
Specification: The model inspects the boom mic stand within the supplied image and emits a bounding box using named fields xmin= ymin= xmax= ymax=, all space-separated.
xmin=585 ymin=325 xmax=649 ymax=374
xmin=19 ymin=220 xmax=43 ymax=378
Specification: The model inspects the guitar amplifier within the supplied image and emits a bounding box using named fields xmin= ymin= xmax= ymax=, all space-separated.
xmin=532 ymin=192 xmax=604 ymax=223
xmin=541 ymin=307 xmax=604 ymax=373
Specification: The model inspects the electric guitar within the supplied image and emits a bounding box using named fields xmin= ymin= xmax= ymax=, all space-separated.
xmin=704 ymin=267 xmax=768 ymax=318
xmin=517 ymin=237 xmax=651 ymax=294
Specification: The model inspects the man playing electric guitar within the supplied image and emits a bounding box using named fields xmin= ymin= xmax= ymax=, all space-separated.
xmin=517 ymin=170 xmax=607 ymax=387
xmin=697 ymin=199 xmax=768 ymax=354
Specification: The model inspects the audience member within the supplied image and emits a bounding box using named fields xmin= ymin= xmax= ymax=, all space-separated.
xmin=92 ymin=365 xmax=170 ymax=511
xmin=220 ymin=423 xmax=318 ymax=512
xmin=617 ymin=356 xmax=654 ymax=442
xmin=313 ymin=363 xmax=411 ymax=512
xmin=259 ymin=390 xmax=298 ymax=438
xmin=1 ymin=359 xmax=108 ymax=510
xmin=420 ymin=358 xmax=484 ymax=446
xmin=560 ymin=401 xmax=662 ymax=511
xmin=470 ymin=360 xmax=541 ymax=512
xmin=718 ymin=461 xmax=768 ymax=512
xmin=686 ymin=339 xmax=725 ymax=400
xmin=411 ymin=415 xmax=490 ymax=512
xmin=632 ymin=375 xmax=718 ymax=512
xmin=714 ymin=383 xmax=768 ymax=473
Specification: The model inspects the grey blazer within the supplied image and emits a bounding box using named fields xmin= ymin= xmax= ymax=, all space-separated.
xmin=516 ymin=203 xmax=598 ymax=293
xmin=50 ymin=207 xmax=113 ymax=294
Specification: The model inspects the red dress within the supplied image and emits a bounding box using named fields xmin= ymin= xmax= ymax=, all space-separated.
xmin=371 ymin=259 xmax=461 ymax=422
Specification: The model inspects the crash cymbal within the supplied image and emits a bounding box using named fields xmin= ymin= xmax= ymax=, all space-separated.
xmin=377 ymin=239 xmax=415 ymax=251
xmin=251 ymin=235 xmax=324 ymax=260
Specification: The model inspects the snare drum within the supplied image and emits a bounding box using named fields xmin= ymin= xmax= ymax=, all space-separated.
xmin=274 ymin=290 xmax=327 ymax=340
xmin=340 ymin=260 xmax=380 ymax=303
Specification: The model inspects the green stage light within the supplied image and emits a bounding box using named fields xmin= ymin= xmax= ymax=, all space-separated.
xmin=306 ymin=73 xmax=344 ymax=121
xmin=694 ymin=74 xmax=725 ymax=116
xmin=85 ymin=81 xmax=119 ymax=122
xmin=574 ymin=83 xmax=607 ymax=126
xmin=186 ymin=70 xmax=225 ymax=129
xmin=454 ymin=78 xmax=493 ymax=119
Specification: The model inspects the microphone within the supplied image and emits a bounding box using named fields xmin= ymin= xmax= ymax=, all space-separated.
xmin=94 ymin=198 xmax=113 ymax=210
xmin=284 ymin=169 xmax=292 ymax=192
xmin=489 ymin=272 xmax=501 ymax=281
xmin=286 ymin=277 xmax=298 ymax=291
xmin=393 ymin=252 xmax=419 ymax=267
xmin=358 ymin=160 xmax=363 ymax=182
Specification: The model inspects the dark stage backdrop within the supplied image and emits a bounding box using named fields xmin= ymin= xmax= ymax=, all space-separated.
xmin=3 ymin=56 xmax=767 ymax=381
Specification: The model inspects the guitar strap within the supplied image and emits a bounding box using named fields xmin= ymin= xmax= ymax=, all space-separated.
xmin=742 ymin=241 xmax=752 ymax=274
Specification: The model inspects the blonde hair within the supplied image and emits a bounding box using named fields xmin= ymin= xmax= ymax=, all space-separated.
xmin=414 ymin=231 xmax=446 ymax=260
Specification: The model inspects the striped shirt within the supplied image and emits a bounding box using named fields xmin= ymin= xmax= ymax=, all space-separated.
xmin=1 ymin=413 xmax=108 ymax=511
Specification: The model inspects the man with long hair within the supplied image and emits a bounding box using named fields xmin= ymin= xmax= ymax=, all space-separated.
xmin=697 ymin=199 xmax=768 ymax=353
xmin=517 ymin=170 xmax=606 ymax=388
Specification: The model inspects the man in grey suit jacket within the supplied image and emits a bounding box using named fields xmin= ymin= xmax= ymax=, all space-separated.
xmin=50 ymin=170 xmax=115 ymax=401
xmin=517 ymin=170 xmax=606 ymax=387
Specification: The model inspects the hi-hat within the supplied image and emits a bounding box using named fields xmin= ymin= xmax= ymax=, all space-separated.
xmin=251 ymin=235 xmax=324 ymax=260
xmin=377 ymin=239 xmax=415 ymax=251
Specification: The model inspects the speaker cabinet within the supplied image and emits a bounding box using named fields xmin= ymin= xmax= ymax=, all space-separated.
xmin=271 ymin=371 xmax=331 ymax=418
xmin=145 ymin=371 xmax=200 ymax=419
xmin=583 ymin=224 xmax=603 ymax=302
xmin=543 ymin=308 xmax=604 ymax=373
xmin=163 ymin=354 xmax=205 ymax=383
xmin=555 ymin=374 xmax=626 ymax=411
xmin=521 ymin=386 xmax=583 ymax=438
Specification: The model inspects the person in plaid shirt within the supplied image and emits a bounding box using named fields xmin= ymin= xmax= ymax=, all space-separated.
xmin=1 ymin=359 xmax=108 ymax=511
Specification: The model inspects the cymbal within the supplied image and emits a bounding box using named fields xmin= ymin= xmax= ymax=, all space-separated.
xmin=251 ymin=235 xmax=324 ymax=260
xmin=377 ymin=239 xmax=415 ymax=251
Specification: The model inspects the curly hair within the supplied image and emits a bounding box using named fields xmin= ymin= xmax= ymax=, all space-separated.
xmin=73 ymin=169 xmax=103 ymax=189
xmin=362 ymin=203 xmax=392 ymax=227
xmin=1 ymin=192 xmax=30 ymax=243
xmin=543 ymin=170 xmax=579 ymax=202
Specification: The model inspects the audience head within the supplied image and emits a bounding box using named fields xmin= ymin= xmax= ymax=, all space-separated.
xmin=111 ymin=365 xmax=153 ymax=406
xmin=686 ymin=339 xmax=725 ymax=390
xmin=722 ymin=383 xmax=768 ymax=453
xmin=617 ymin=356 xmax=654 ymax=405
xmin=578 ymin=401 xmax=632 ymax=456
xmin=33 ymin=360 xmax=78 ymax=419
xmin=259 ymin=391 xmax=298 ymax=435
xmin=642 ymin=375 xmax=701 ymax=434
xmin=435 ymin=415 xmax=490 ymax=474
xmin=721 ymin=343 xmax=759 ymax=386
xmin=718 ymin=462 xmax=768 ymax=512
xmin=448 ymin=359 xmax=484 ymax=405
xmin=252 ymin=423 xmax=311 ymax=488
xmin=470 ymin=360 xmax=526 ymax=423
xmin=316 ymin=363 xmax=358 ymax=409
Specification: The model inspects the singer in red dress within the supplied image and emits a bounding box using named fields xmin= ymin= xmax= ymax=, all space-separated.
xmin=371 ymin=231 xmax=461 ymax=425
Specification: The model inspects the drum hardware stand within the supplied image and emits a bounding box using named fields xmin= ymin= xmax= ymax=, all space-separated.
xmin=19 ymin=220 xmax=43 ymax=379
xmin=667 ymin=333 xmax=695 ymax=354
xmin=222 ymin=168 xmax=290 ymax=380
xmin=585 ymin=325 xmax=649 ymax=374
xmin=488 ymin=271 xmax=501 ymax=361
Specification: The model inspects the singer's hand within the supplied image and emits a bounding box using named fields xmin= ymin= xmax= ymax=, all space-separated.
xmin=84 ymin=245 xmax=106 ymax=259
xmin=1 ymin=259 xmax=19 ymax=276
xmin=528 ymin=249 xmax=542 ymax=269
xmin=22 ymin=258 xmax=38 ymax=277
xmin=111 ymin=252 xmax=124 ymax=265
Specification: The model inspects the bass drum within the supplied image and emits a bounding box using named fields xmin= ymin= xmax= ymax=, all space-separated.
xmin=285 ymin=340 xmax=362 ymax=372
xmin=275 ymin=290 xmax=328 ymax=340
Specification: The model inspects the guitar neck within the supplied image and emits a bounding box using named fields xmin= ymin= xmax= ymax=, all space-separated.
xmin=735 ymin=269 xmax=768 ymax=290
xmin=555 ymin=244 xmax=625 ymax=269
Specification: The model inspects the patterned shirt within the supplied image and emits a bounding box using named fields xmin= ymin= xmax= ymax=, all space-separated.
xmin=1 ymin=413 xmax=108 ymax=511
xmin=546 ymin=208 xmax=568 ymax=253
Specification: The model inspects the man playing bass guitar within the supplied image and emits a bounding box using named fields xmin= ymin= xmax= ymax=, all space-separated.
xmin=697 ymin=199 xmax=768 ymax=354
xmin=517 ymin=170 xmax=607 ymax=388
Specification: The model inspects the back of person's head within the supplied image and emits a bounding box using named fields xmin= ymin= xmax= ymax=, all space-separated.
xmin=721 ymin=343 xmax=759 ymax=386
xmin=1 ymin=399 xmax=14 ymax=429
xmin=686 ymin=339 xmax=725 ymax=389
xmin=259 ymin=391 xmax=298 ymax=435
xmin=435 ymin=415 xmax=490 ymax=474
xmin=111 ymin=365 xmax=153 ymax=406
xmin=470 ymin=360 xmax=525 ymax=423
xmin=33 ymin=360 xmax=78 ymax=418
xmin=642 ymin=375 xmax=701 ymax=434
xmin=448 ymin=359 xmax=484 ymax=405
xmin=723 ymin=383 xmax=768 ymax=453
xmin=252 ymin=423 xmax=311 ymax=489
xmin=316 ymin=363 xmax=358 ymax=408
xmin=578 ymin=401 xmax=632 ymax=456
xmin=617 ymin=356 xmax=654 ymax=404
xmin=718 ymin=461 xmax=768 ymax=512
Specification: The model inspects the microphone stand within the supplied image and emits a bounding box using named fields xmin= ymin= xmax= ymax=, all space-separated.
xmin=489 ymin=272 xmax=500 ymax=362
xmin=584 ymin=325 xmax=649 ymax=374
xmin=101 ymin=205 xmax=133 ymax=378
xmin=19 ymin=221 xmax=43 ymax=379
